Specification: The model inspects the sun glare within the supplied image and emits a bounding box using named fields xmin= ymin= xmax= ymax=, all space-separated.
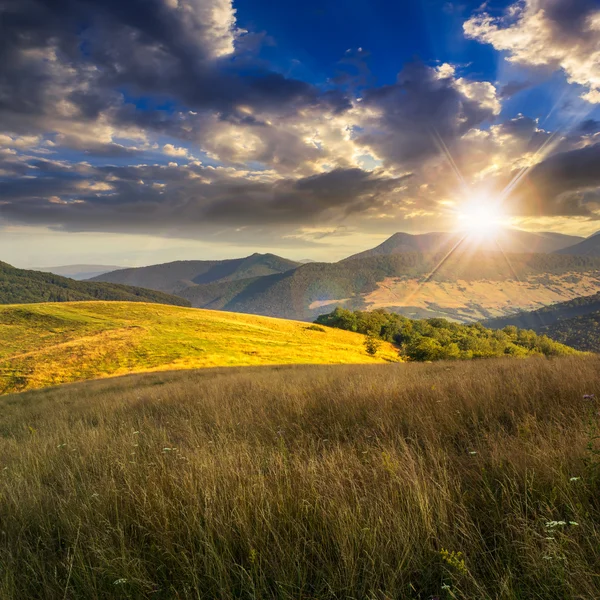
xmin=457 ymin=201 xmax=504 ymax=236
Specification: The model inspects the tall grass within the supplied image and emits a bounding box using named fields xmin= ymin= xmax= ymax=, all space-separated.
xmin=1 ymin=357 xmax=600 ymax=598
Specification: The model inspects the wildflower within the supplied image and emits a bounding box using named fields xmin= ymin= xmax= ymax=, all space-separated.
xmin=113 ymin=579 xmax=128 ymax=585
xmin=569 ymin=476 xmax=581 ymax=482
xmin=583 ymin=394 xmax=596 ymax=400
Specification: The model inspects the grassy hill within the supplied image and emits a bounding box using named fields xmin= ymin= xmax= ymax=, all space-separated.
xmin=91 ymin=253 xmax=300 ymax=293
xmin=0 ymin=302 xmax=398 ymax=394
xmin=177 ymin=251 xmax=600 ymax=321
xmin=0 ymin=261 xmax=190 ymax=306
xmin=1 ymin=357 xmax=600 ymax=598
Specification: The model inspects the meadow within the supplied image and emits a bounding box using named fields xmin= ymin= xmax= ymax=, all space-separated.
xmin=0 ymin=302 xmax=398 ymax=394
xmin=1 ymin=356 xmax=599 ymax=598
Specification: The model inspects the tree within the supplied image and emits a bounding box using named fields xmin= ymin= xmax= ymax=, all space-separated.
xmin=364 ymin=331 xmax=382 ymax=356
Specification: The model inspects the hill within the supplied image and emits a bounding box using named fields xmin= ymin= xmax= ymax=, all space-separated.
xmin=177 ymin=251 xmax=600 ymax=322
xmin=344 ymin=229 xmax=584 ymax=261
xmin=0 ymin=261 xmax=190 ymax=306
xmin=483 ymin=292 xmax=600 ymax=331
xmin=482 ymin=292 xmax=600 ymax=353
xmin=555 ymin=231 xmax=600 ymax=256
xmin=0 ymin=302 xmax=398 ymax=394
xmin=31 ymin=264 xmax=125 ymax=280
xmin=2 ymin=357 xmax=600 ymax=598
xmin=91 ymin=253 xmax=300 ymax=293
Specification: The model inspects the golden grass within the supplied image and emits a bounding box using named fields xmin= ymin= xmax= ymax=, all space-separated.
xmin=0 ymin=301 xmax=399 ymax=394
xmin=1 ymin=357 xmax=600 ymax=598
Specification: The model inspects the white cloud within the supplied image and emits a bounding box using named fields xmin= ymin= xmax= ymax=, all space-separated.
xmin=464 ymin=0 xmax=600 ymax=103
xmin=163 ymin=144 xmax=190 ymax=158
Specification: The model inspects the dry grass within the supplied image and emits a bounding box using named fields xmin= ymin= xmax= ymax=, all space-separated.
xmin=0 ymin=302 xmax=399 ymax=394
xmin=1 ymin=357 xmax=600 ymax=599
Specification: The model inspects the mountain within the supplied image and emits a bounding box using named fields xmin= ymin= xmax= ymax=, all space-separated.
xmin=0 ymin=301 xmax=398 ymax=394
xmin=343 ymin=229 xmax=584 ymax=262
xmin=31 ymin=264 xmax=125 ymax=280
xmin=482 ymin=292 xmax=600 ymax=352
xmin=91 ymin=253 xmax=300 ymax=293
xmin=0 ymin=261 xmax=190 ymax=307
xmin=555 ymin=231 xmax=600 ymax=256
xmin=176 ymin=251 xmax=600 ymax=322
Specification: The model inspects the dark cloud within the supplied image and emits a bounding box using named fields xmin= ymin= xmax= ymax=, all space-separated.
xmin=511 ymin=142 xmax=600 ymax=218
xmin=356 ymin=62 xmax=499 ymax=167
xmin=0 ymin=154 xmax=408 ymax=234
xmin=0 ymin=0 xmax=349 ymax=143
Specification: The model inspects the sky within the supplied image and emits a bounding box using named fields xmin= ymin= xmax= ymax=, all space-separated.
xmin=1 ymin=0 xmax=600 ymax=267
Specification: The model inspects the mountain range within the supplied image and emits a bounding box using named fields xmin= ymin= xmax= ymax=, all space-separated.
xmin=91 ymin=242 xmax=600 ymax=322
xmin=343 ymin=229 xmax=585 ymax=261
xmin=6 ymin=228 xmax=600 ymax=327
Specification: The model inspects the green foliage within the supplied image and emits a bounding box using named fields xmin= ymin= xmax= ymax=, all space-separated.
xmin=316 ymin=307 xmax=579 ymax=361
xmin=0 ymin=261 xmax=190 ymax=307
xmin=363 ymin=331 xmax=382 ymax=355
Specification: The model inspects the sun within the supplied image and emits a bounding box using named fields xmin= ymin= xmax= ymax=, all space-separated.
xmin=456 ymin=200 xmax=505 ymax=235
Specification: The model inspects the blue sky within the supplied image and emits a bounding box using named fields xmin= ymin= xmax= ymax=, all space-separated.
xmin=0 ymin=0 xmax=599 ymax=266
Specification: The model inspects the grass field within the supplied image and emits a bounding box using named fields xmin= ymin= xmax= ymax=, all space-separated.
xmin=0 ymin=302 xmax=398 ymax=394
xmin=1 ymin=357 xmax=600 ymax=598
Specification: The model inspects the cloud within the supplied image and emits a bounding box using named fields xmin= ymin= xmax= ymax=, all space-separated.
xmin=354 ymin=62 xmax=500 ymax=168
xmin=503 ymin=142 xmax=600 ymax=218
xmin=163 ymin=144 xmax=190 ymax=158
xmin=0 ymin=153 xmax=410 ymax=238
xmin=0 ymin=0 xmax=348 ymax=149
xmin=464 ymin=0 xmax=600 ymax=103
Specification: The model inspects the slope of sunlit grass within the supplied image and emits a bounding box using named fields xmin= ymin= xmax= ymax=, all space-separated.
xmin=1 ymin=357 xmax=600 ymax=598
xmin=0 ymin=301 xmax=399 ymax=394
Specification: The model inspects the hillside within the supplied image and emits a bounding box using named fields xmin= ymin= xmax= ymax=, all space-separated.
xmin=91 ymin=253 xmax=300 ymax=293
xmin=555 ymin=231 xmax=600 ymax=257
xmin=178 ymin=251 xmax=600 ymax=321
xmin=0 ymin=302 xmax=398 ymax=394
xmin=344 ymin=229 xmax=584 ymax=261
xmin=482 ymin=292 xmax=600 ymax=353
xmin=483 ymin=292 xmax=600 ymax=331
xmin=316 ymin=307 xmax=578 ymax=360
xmin=2 ymin=357 xmax=600 ymax=598
xmin=0 ymin=261 xmax=190 ymax=306
xmin=32 ymin=264 xmax=125 ymax=280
